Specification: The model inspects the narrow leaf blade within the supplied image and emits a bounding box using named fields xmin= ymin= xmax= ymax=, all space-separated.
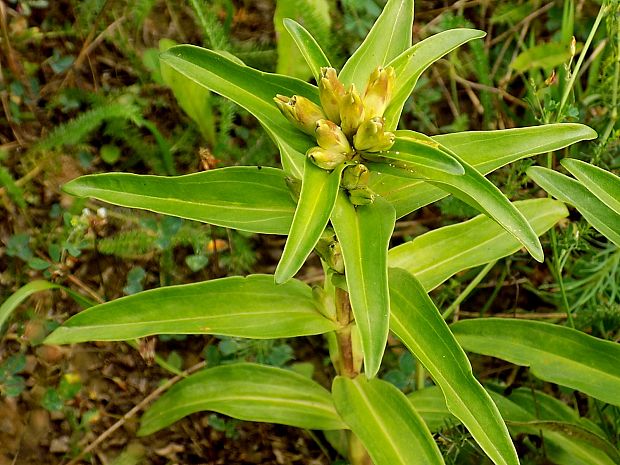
xmin=389 ymin=199 xmax=568 ymax=291
xmin=339 ymin=0 xmax=414 ymax=89
xmin=331 ymin=194 xmax=395 ymax=379
xmin=332 ymin=376 xmax=444 ymax=465
xmin=282 ymin=18 xmax=331 ymax=82
xmin=276 ymin=161 xmax=343 ymax=283
xmin=45 ymin=275 xmax=336 ymax=344
xmin=139 ymin=363 xmax=346 ymax=435
xmin=561 ymin=158 xmax=620 ymax=216
xmin=451 ymin=318 xmax=620 ymax=407
xmin=62 ymin=168 xmax=296 ymax=235
xmin=528 ymin=166 xmax=620 ymax=246
xmin=389 ymin=268 xmax=519 ymax=465
xmin=378 ymin=135 xmax=465 ymax=175
xmin=384 ymin=28 xmax=486 ymax=129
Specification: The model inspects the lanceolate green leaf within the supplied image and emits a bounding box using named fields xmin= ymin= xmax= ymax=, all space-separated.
xmin=283 ymin=18 xmax=331 ymax=82
xmin=388 ymin=268 xmax=519 ymax=465
xmin=331 ymin=194 xmax=395 ymax=379
xmin=371 ymin=124 xmax=596 ymax=218
xmin=275 ymin=160 xmax=344 ymax=283
xmin=139 ymin=363 xmax=346 ymax=435
xmin=377 ymin=135 xmax=465 ymax=176
xmin=562 ymin=158 xmax=620 ymax=216
xmin=451 ymin=319 xmax=620 ymax=407
xmin=389 ymin=199 xmax=568 ymax=291
xmin=338 ymin=0 xmax=414 ymax=89
xmin=384 ymin=28 xmax=486 ymax=129
xmin=160 ymin=45 xmax=316 ymax=177
xmin=407 ymin=386 xmax=455 ymax=432
xmin=62 ymin=168 xmax=296 ymax=235
xmin=397 ymin=132 xmax=543 ymax=261
xmin=528 ymin=166 xmax=620 ymax=247
xmin=332 ymin=376 xmax=444 ymax=465
xmin=45 ymin=275 xmax=336 ymax=344
xmin=1 ymin=281 xmax=92 ymax=334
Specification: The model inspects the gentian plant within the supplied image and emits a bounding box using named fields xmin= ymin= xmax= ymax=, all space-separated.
xmin=44 ymin=1 xmax=617 ymax=464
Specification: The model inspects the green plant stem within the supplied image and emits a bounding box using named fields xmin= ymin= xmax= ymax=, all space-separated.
xmin=442 ymin=260 xmax=497 ymax=320
xmin=334 ymin=287 xmax=359 ymax=378
xmin=557 ymin=2 xmax=607 ymax=119
xmin=415 ymin=358 xmax=426 ymax=391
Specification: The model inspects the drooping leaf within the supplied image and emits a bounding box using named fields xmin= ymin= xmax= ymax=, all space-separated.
xmin=391 ymin=130 xmax=543 ymax=261
xmin=339 ymin=0 xmax=414 ymax=89
xmin=1 ymin=281 xmax=92 ymax=335
xmin=451 ymin=318 xmax=620 ymax=407
xmin=389 ymin=199 xmax=568 ymax=291
xmin=139 ymin=363 xmax=346 ymax=435
xmin=331 ymin=194 xmax=395 ymax=379
xmin=275 ymin=161 xmax=344 ymax=283
xmin=332 ymin=376 xmax=444 ymax=465
xmin=528 ymin=166 xmax=620 ymax=246
xmin=376 ymin=134 xmax=465 ymax=176
xmin=384 ymin=28 xmax=486 ymax=129
xmin=388 ymin=268 xmax=519 ymax=465
xmin=561 ymin=158 xmax=620 ymax=216
xmin=45 ymin=275 xmax=336 ymax=344
xmin=407 ymin=386 xmax=455 ymax=432
xmin=282 ymin=18 xmax=331 ymax=82
xmin=371 ymin=124 xmax=596 ymax=218
xmin=160 ymin=45 xmax=317 ymax=177
xmin=62 ymin=167 xmax=296 ymax=235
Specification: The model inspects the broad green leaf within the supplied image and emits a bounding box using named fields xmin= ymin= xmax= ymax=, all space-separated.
xmin=389 ymin=199 xmax=568 ymax=291
xmin=332 ymin=376 xmax=444 ymax=465
xmin=339 ymin=0 xmax=414 ymax=89
xmin=160 ymin=45 xmax=317 ymax=177
xmin=331 ymin=194 xmax=395 ymax=379
xmin=63 ymin=167 xmax=296 ymax=235
xmin=511 ymin=41 xmax=580 ymax=72
xmin=275 ymin=160 xmax=344 ymax=283
xmin=407 ymin=386 xmax=455 ymax=432
xmin=394 ymin=131 xmax=543 ymax=261
xmin=371 ymin=124 xmax=596 ymax=218
xmin=489 ymin=391 xmax=618 ymax=465
xmin=139 ymin=363 xmax=346 ymax=435
xmin=562 ymin=158 xmax=620 ymax=216
xmin=282 ymin=18 xmax=331 ymax=82
xmin=388 ymin=268 xmax=519 ymax=465
xmin=376 ymin=134 xmax=465 ymax=176
xmin=160 ymin=59 xmax=215 ymax=146
xmin=1 ymin=281 xmax=92 ymax=334
xmin=451 ymin=319 xmax=620 ymax=407
xmin=384 ymin=28 xmax=486 ymax=129
xmin=45 ymin=275 xmax=337 ymax=344
xmin=528 ymin=166 xmax=620 ymax=246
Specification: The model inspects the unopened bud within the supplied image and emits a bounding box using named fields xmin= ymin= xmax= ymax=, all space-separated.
xmin=327 ymin=241 xmax=345 ymax=273
xmin=341 ymin=164 xmax=370 ymax=190
xmin=315 ymin=119 xmax=352 ymax=154
xmin=339 ymin=84 xmax=365 ymax=137
xmin=353 ymin=117 xmax=395 ymax=152
xmin=363 ymin=66 xmax=395 ymax=118
xmin=319 ymin=67 xmax=345 ymax=124
xmin=274 ymin=94 xmax=326 ymax=135
xmin=307 ymin=146 xmax=347 ymax=170
xmin=570 ymin=36 xmax=576 ymax=57
xmin=348 ymin=186 xmax=375 ymax=206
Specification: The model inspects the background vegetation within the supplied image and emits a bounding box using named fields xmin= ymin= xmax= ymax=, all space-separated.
xmin=0 ymin=0 xmax=618 ymax=464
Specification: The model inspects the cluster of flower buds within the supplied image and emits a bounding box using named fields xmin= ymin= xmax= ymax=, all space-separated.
xmin=315 ymin=228 xmax=344 ymax=274
xmin=341 ymin=164 xmax=375 ymax=205
xmin=274 ymin=65 xmax=396 ymax=204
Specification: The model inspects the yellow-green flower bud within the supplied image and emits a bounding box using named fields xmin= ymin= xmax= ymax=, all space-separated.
xmin=319 ymin=67 xmax=345 ymax=124
xmin=363 ymin=66 xmax=395 ymax=118
xmin=353 ymin=116 xmax=395 ymax=152
xmin=307 ymin=146 xmax=347 ymax=170
xmin=341 ymin=164 xmax=370 ymax=190
xmin=348 ymin=186 xmax=375 ymax=206
xmin=274 ymin=94 xmax=326 ymax=135
xmin=339 ymin=84 xmax=365 ymax=137
xmin=315 ymin=119 xmax=352 ymax=155
xmin=327 ymin=241 xmax=345 ymax=274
